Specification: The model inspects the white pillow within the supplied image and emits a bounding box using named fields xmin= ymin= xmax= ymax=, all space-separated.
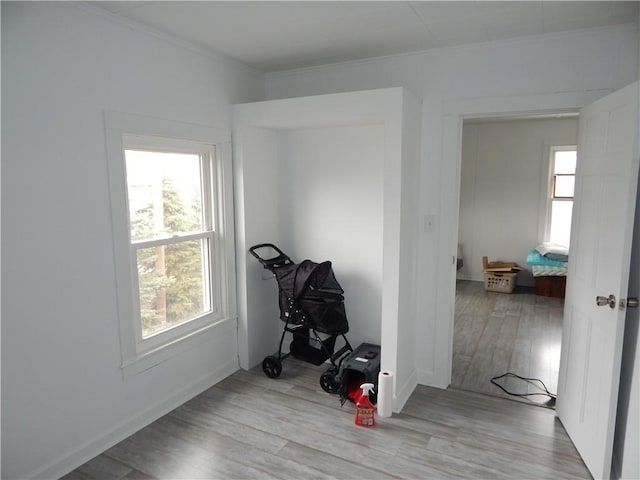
xmin=536 ymin=242 xmax=569 ymax=256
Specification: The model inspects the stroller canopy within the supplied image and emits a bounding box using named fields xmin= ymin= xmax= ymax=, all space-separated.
xmin=274 ymin=259 xmax=348 ymax=335
xmin=294 ymin=260 xmax=344 ymax=299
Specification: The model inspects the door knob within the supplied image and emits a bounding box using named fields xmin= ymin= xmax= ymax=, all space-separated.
xmin=620 ymin=297 xmax=639 ymax=309
xmin=596 ymin=294 xmax=616 ymax=309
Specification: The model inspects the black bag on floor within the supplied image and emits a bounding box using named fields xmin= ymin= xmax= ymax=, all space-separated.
xmin=336 ymin=343 xmax=380 ymax=405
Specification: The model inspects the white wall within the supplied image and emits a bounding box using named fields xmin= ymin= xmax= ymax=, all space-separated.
xmin=235 ymin=124 xmax=385 ymax=367
xmin=233 ymin=87 xmax=422 ymax=411
xmin=279 ymin=126 xmax=384 ymax=346
xmin=1 ymin=3 xmax=264 ymax=479
xmin=234 ymin=127 xmax=282 ymax=371
xmin=267 ymin=23 xmax=638 ymax=387
xmin=266 ymin=22 xmax=639 ymax=477
xmin=458 ymin=117 xmax=579 ymax=286
xmin=395 ymin=90 xmax=422 ymax=403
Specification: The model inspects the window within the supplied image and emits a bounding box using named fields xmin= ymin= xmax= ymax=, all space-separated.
xmin=105 ymin=112 xmax=235 ymax=376
xmin=547 ymin=147 xmax=577 ymax=247
xmin=124 ymin=139 xmax=216 ymax=342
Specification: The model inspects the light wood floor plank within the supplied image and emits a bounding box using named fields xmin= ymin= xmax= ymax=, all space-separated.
xmin=452 ymin=280 xmax=562 ymax=406
xmin=64 ymin=295 xmax=588 ymax=479
xmin=63 ymin=360 xmax=589 ymax=479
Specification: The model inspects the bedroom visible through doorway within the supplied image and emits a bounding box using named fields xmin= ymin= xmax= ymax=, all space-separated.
xmin=452 ymin=114 xmax=578 ymax=406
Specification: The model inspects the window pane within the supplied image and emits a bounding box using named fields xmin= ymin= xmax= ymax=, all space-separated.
xmin=125 ymin=150 xmax=203 ymax=241
xmin=136 ymin=239 xmax=211 ymax=338
xmin=554 ymin=150 xmax=576 ymax=174
xmin=549 ymin=200 xmax=573 ymax=247
xmin=554 ymin=175 xmax=575 ymax=198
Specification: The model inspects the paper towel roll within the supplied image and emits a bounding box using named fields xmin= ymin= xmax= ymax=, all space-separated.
xmin=377 ymin=370 xmax=393 ymax=418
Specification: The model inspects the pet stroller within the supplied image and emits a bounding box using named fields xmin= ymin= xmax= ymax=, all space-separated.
xmin=249 ymin=244 xmax=353 ymax=393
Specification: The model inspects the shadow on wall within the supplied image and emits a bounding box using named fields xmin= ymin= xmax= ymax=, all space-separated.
xmin=338 ymin=271 xmax=382 ymax=348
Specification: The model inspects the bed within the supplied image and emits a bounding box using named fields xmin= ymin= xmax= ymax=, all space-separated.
xmin=526 ymin=246 xmax=568 ymax=299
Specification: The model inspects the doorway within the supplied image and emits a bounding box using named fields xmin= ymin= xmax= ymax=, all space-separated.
xmin=451 ymin=114 xmax=578 ymax=406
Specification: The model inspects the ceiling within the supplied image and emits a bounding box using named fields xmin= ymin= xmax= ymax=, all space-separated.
xmin=93 ymin=1 xmax=639 ymax=72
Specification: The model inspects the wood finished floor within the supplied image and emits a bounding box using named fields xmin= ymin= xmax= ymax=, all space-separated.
xmin=452 ymin=280 xmax=563 ymax=408
xmin=64 ymin=356 xmax=589 ymax=479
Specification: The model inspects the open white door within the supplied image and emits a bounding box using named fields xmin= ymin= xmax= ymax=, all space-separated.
xmin=556 ymin=81 xmax=639 ymax=479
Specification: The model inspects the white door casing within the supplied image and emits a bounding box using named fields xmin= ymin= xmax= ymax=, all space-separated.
xmin=556 ymin=81 xmax=639 ymax=479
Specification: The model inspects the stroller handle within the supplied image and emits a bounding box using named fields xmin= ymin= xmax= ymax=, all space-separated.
xmin=249 ymin=243 xmax=292 ymax=268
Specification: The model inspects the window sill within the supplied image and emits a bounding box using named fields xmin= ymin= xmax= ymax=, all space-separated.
xmin=120 ymin=315 xmax=237 ymax=380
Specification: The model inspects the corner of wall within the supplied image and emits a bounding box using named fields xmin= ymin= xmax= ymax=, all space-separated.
xmin=394 ymin=370 xmax=419 ymax=413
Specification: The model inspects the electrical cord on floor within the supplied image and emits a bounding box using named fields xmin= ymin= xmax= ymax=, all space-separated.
xmin=490 ymin=372 xmax=557 ymax=408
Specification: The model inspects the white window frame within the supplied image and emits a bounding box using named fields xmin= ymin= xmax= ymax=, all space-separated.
xmin=124 ymin=136 xmax=218 ymax=350
xmin=544 ymin=145 xmax=577 ymax=245
xmin=105 ymin=111 xmax=236 ymax=378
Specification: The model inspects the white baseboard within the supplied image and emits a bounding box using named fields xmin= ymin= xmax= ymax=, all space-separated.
xmin=394 ymin=369 xmax=418 ymax=413
xmin=30 ymin=359 xmax=239 ymax=480
xmin=417 ymin=369 xmax=450 ymax=390
xmin=456 ymin=272 xmax=482 ymax=282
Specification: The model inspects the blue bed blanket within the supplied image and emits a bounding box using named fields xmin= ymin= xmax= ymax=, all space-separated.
xmin=526 ymin=249 xmax=567 ymax=267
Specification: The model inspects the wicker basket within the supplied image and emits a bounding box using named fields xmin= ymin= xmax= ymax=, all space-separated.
xmin=484 ymin=272 xmax=517 ymax=293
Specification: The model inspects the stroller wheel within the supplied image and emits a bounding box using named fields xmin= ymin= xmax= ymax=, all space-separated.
xmin=320 ymin=369 xmax=341 ymax=394
xmin=262 ymin=356 xmax=282 ymax=378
